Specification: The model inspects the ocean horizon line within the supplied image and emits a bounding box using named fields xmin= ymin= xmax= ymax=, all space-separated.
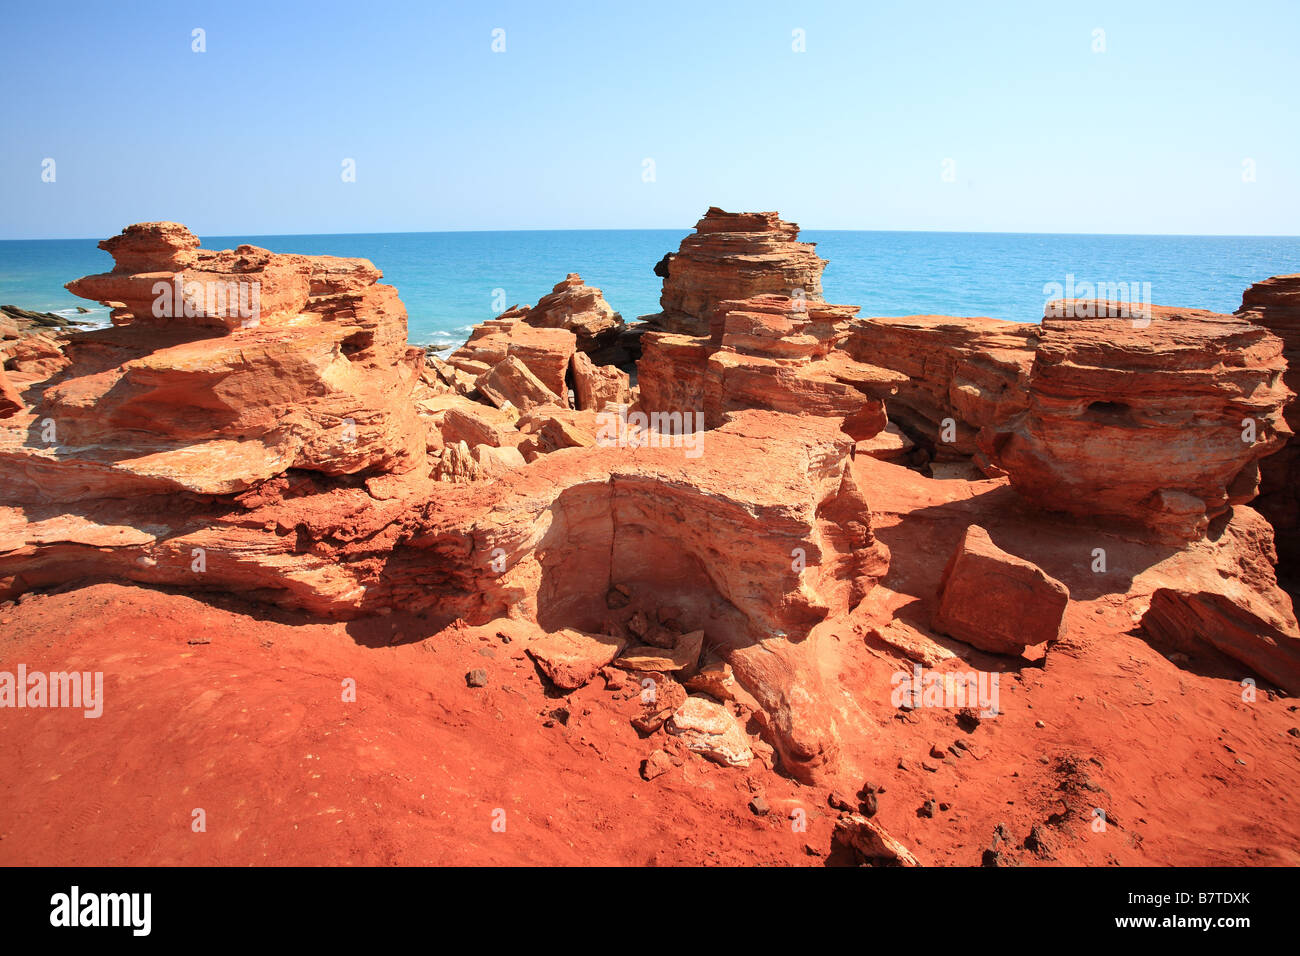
xmin=4 ymin=226 xmax=1300 ymax=243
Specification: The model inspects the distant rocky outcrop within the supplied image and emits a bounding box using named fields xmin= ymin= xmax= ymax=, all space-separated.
xmin=642 ymin=207 xmax=826 ymax=335
xmin=524 ymin=273 xmax=626 ymax=361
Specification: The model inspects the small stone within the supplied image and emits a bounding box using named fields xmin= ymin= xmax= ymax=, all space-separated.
xmin=605 ymin=587 xmax=631 ymax=610
xmin=828 ymin=791 xmax=854 ymax=812
xmin=1035 ymin=719 xmax=1046 ymax=729
xmin=640 ymin=750 xmax=672 ymax=780
xmin=918 ymin=799 xmax=936 ymax=818
xmin=859 ymin=791 xmax=878 ymax=817
xmin=1024 ymin=824 xmax=1052 ymax=857
xmin=749 ymin=794 xmax=771 ymax=816
xmin=466 ymin=669 xmax=488 ymax=688
xmin=631 ymin=710 xmax=669 ymax=735
xmin=665 ymin=696 xmax=753 ymax=767
xmin=627 ymin=610 xmax=651 ymax=638
xmin=643 ymin=627 xmax=676 ymax=649
xmin=929 ymin=744 xmax=947 ymax=759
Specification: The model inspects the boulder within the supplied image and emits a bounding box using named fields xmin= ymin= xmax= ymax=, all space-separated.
xmin=665 ymin=696 xmax=753 ymax=767
xmin=1141 ymin=588 xmax=1300 ymax=694
xmin=833 ymin=814 xmax=921 ymax=866
xmin=932 ymin=524 xmax=1069 ymax=654
xmin=571 ymin=351 xmax=630 ymax=412
xmin=476 ymin=355 xmax=562 ymax=412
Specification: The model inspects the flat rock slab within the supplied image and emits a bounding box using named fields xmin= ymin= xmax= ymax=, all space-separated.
xmin=526 ymin=628 xmax=626 ymax=691
xmin=833 ymin=813 xmax=921 ymax=866
xmin=665 ymin=695 xmax=753 ymax=767
xmin=616 ymin=629 xmax=704 ymax=674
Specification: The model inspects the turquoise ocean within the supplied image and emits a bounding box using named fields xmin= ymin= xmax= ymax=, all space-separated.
xmin=1 ymin=231 xmax=1297 ymax=350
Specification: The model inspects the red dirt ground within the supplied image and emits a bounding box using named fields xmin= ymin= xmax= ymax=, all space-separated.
xmin=1 ymin=575 xmax=1298 ymax=866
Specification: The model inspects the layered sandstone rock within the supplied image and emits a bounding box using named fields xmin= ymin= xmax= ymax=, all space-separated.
xmin=639 ymin=295 xmax=888 ymax=439
xmin=1 ymin=224 xmax=426 ymax=503
xmin=1142 ymin=588 xmax=1300 ymax=693
xmin=0 ymin=368 xmax=21 ymax=418
xmin=1237 ymin=274 xmax=1300 ymax=574
xmin=0 ymin=293 xmax=889 ymax=783
xmin=6 ymin=211 xmax=1299 ymax=802
xmin=524 ymin=273 xmax=625 ymax=359
xmin=65 ymin=221 xmax=382 ymax=330
xmin=645 ymin=208 xmax=826 ymax=335
xmin=980 ymin=305 xmax=1292 ymax=541
xmin=449 ymin=318 xmax=575 ymax=402
xmin=840 ymin=314 xmax=1037 ymax=467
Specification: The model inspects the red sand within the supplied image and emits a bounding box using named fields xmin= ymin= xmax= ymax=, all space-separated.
xmin=2 ymin=580 xmax=1296 ymax=866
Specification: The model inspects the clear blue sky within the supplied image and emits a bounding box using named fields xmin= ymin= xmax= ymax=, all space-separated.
xmin=2 ymin=0 xmax=1296 ymax=239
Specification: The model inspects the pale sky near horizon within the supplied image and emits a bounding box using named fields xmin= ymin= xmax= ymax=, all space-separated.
xmin=2 ymin=0 xmax=1297 ymax=239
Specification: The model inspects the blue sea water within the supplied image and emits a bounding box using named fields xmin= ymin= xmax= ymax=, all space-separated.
xmin=1 ymin=230 xmax=1297 ymax=349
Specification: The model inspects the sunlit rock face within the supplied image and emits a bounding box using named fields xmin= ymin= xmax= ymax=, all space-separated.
xmin=646 ymin=207 xmax=826 ymax=336
xmin=979 ymin=304 xmax=1292 ymax=543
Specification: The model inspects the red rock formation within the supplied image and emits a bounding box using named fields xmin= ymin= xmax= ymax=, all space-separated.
xmin=524 ymin=273 xmax=625 ymax=359
xmin=1 ymin=225 xmax=426 ymax=503
xmin=639 ymin=295 xmax=887 ymax=438
xmin=841 ymin=314 xmax=1037 ymax=468
xmin=65 ymin=221 xmax=382 ymax=330
xmin=1142 ymin=588 xmax=1300 ymax=693
xmin=1237 ymin=274 xmax=1300 ymax=576
xmin=980 ymin=305 xmax=1292 ymax=542
xmin=645 ymin=208 xmax=826 ymax=335
xmin=5 ymin=213 xmax=1300 ymax=862
xmin=0 ymin=367 xmax=21 ymax=418
xmin=448 ymin=315 xmax=577 ymax=407
xmin=570 ymin=351 xmax=630 ymax=412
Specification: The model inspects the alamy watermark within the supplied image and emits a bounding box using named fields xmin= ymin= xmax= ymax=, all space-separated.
xmin=1043 ymin=274 xmax=1153 ymax=327
xmin=0 ymin=666 xmax=103 ymax=718
xmin=595 ymin=403 xmax=705 ymax=459
xmin=152 ymin=275 xmax=261 ymax=326
xmin=891 ymin=663 xmax=1000 ymax=718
